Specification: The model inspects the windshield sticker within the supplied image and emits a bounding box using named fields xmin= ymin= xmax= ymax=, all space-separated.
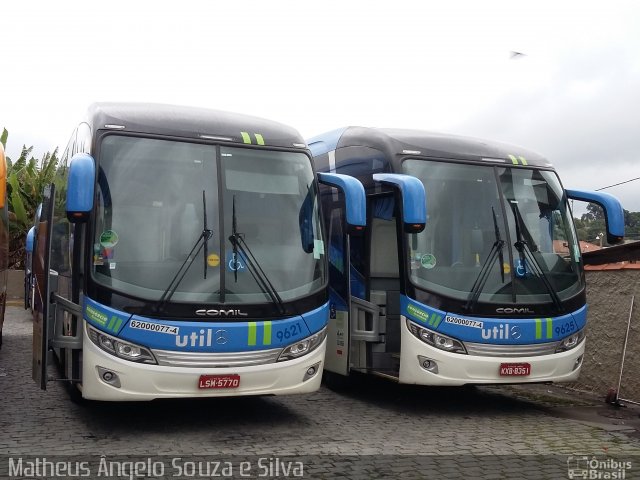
xmin=226 ymin=252 xmax=246 ymax=272
xmin=98 ymin=230 xmax=118 ymax=266
xmin=93 ymin=243 xmax=104 ymax=265
xmin=207 ymin=253 xmax=220 ymax=267
xmin=515 ymin=258 xmax=527 ymax=277
xmin=130 ymin=319 xmax=178 ymax=335
xmin=109 ymin=262 xmax=116 ymax=270
xmin=445 ymin=315 xmax=483 ymax=329
xmin=313 ymin=239 xmax=325 ymax=259
xmin=421 ymin=253 xmax=436 ymax=269
xmin=410 ymin=252 xmax=422 ymax=270
xmin=93 ymin=242 xmax=115 ymax=266
xmin=100 ymin=230 xmax=119 ymax=248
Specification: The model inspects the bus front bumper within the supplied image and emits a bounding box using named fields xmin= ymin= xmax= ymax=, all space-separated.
xmin=81 ymin=325 xmax=325 ymax=401
xmin=399 ymin=319 xmax=585 ymax=386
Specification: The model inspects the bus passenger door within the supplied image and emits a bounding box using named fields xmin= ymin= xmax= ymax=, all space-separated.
xmin=325 ymin=205 xmax=352 ymax=376
xmin=364 ymin=211 xmax=401 ymax=377
xmin=365 ymin=175 xmax=426 ymax=378
xmin=330 ymin=198 xmax=393 ymax=376
xmin=325 ymin=200 xmax=374 ymax=375
xmin=317 ymin=173 xmax=366 ymax=377
xmin=32 ymin=184 xmax=55 ymax=389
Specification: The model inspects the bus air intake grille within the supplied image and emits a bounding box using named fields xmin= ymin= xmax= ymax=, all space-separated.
xmin=464 ymin=341 xmax=563 ymax=357
xmin=152 ymin=348 xmax=282 ymax=368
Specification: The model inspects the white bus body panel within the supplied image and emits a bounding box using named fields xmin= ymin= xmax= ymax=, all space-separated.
xmin=81 ymin=321 xmax=325 ymax=401
xmin=398 ymin=315 xmax=585 ymax=386
xmin=324 ymin=310 xmax=350 ymax=375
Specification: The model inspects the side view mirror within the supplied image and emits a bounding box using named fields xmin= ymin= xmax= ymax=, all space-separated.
xmin=66 ymin=153 xmax=95 ymax=223
xmin=317 ymin=173 xmax=367 ymax=234
xmin=26 ymin=226 xmax=35 ymax=253
xmin=373 ymin=173 xmax=426 ymax=233
xmin=566 ymin=189 xmax=625 ymax=245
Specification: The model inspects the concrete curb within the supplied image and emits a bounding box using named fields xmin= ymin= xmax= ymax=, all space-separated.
xmin=6 ymin=269 xmax=24 ymax=302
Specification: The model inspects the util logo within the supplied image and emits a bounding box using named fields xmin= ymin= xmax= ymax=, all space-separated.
xmin=176 ymin=329 xmax=228 ymax=347
xmin=481 ymin=324 xmax=522 ymax=340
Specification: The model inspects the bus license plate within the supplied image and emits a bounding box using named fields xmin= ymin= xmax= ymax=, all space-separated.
xmin=198 ymin=374 xmax=240 ymax=389
xmin=499 ymin=363 xmax=531 ymax=376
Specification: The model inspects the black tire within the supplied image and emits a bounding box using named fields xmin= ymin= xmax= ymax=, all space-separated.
xmin=56 ymin=348 xmax=85 ymax=404
xmin=24 ymin=275 xmax=30 ymax=310
xmin=66 ymin=382 xmax=85 ymax=404
xmin=322 ymin=370 xmax=352 ymax=391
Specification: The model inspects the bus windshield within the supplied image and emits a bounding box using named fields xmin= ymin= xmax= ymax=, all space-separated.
xmin=403 ymin=159 xmax=582 ymax=307
xmin=92 ymin=135 xmax=325 ymax=305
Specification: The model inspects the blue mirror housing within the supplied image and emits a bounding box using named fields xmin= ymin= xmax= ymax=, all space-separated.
xmin=66 ymin=153 xmax=95 ymax=223
xmin=34 ymin=203 xmax=42 ymax=225
xmin=373 ymin=173 xmax=426 ymax=233
xmin=566 ymin=189 xmax=625 ymax=245
xmin=26 ymin=226 xmax=35 ymax=253
xmin=317 ymin=173 xmax=366 ymax=233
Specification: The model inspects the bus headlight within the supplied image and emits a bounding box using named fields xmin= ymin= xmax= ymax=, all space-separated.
xmin=278 ymin=327 xmax=327 ymax=361
xmin=556 ymin=329 xmax=585 ymax=353
xmin=406 ymin=320 xmax=467 ymax=354
xmin=88 ymin=326 xmax=157 ymax=364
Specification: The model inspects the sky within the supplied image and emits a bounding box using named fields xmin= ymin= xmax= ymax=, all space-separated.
xmin=2 ymin=0 xmax=639 ymax=214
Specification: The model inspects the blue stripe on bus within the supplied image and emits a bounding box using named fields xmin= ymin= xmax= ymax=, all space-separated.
xmin=299 ymin=302 xmax=330 ymax=335
xmin=83 ymin=298 xmax=325 ymax=352
xmin=401 ymin=295 xmax=587 ymax=345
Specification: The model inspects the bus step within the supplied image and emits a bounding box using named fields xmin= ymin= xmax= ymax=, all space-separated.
xmin=47 ymin=376 xmax=82 ymax=382
xmin=370 ymin=370 xmax=399 ymax=382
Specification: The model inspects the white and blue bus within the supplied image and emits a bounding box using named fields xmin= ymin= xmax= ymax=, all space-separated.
xmin=32 ymin=103 xmax=366 ymax=401
xmin=308 ymin=127 xmax=624 ymax=386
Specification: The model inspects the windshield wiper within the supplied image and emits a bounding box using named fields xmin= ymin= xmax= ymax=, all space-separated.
xmin=509 ymin=201 xmax=563 ymax=312
xmin=202 ymin=190 xmax=210 ymax=280
xmin=155 ymin=191 xmax=213 ymax=313
xmin=229 ymin=195 xmax=285 ymax=315
xmin=465 ymin=207 xmax=505 ymax=313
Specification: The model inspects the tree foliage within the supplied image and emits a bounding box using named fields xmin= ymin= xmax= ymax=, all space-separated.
xmin=575 ymin=203 xmax=640 ymax=245
xmin=3 ymin=128 xmax=61 ymax=268
xmin=580 ymin=202 xmax=605 ymax=222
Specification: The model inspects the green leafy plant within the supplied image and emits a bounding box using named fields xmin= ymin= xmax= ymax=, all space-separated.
xmin=3 ymin=128 xmax=60 ymax=268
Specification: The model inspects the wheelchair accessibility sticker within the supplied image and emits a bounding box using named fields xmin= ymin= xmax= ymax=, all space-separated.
xmin=226 ymin=252 xmax=246 ymax=272
xmin=515 ymin=258 xmax=527 ymax=278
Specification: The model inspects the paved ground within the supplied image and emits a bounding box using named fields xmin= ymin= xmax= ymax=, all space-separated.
xmin=1 ymin=305 xmax=639 ymax=479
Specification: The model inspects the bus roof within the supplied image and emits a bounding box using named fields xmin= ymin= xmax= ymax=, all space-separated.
xmin=86 ymin=102 xmax=306 ymax=149
xmin=307 ymin=126 xmax=553 ymax=168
